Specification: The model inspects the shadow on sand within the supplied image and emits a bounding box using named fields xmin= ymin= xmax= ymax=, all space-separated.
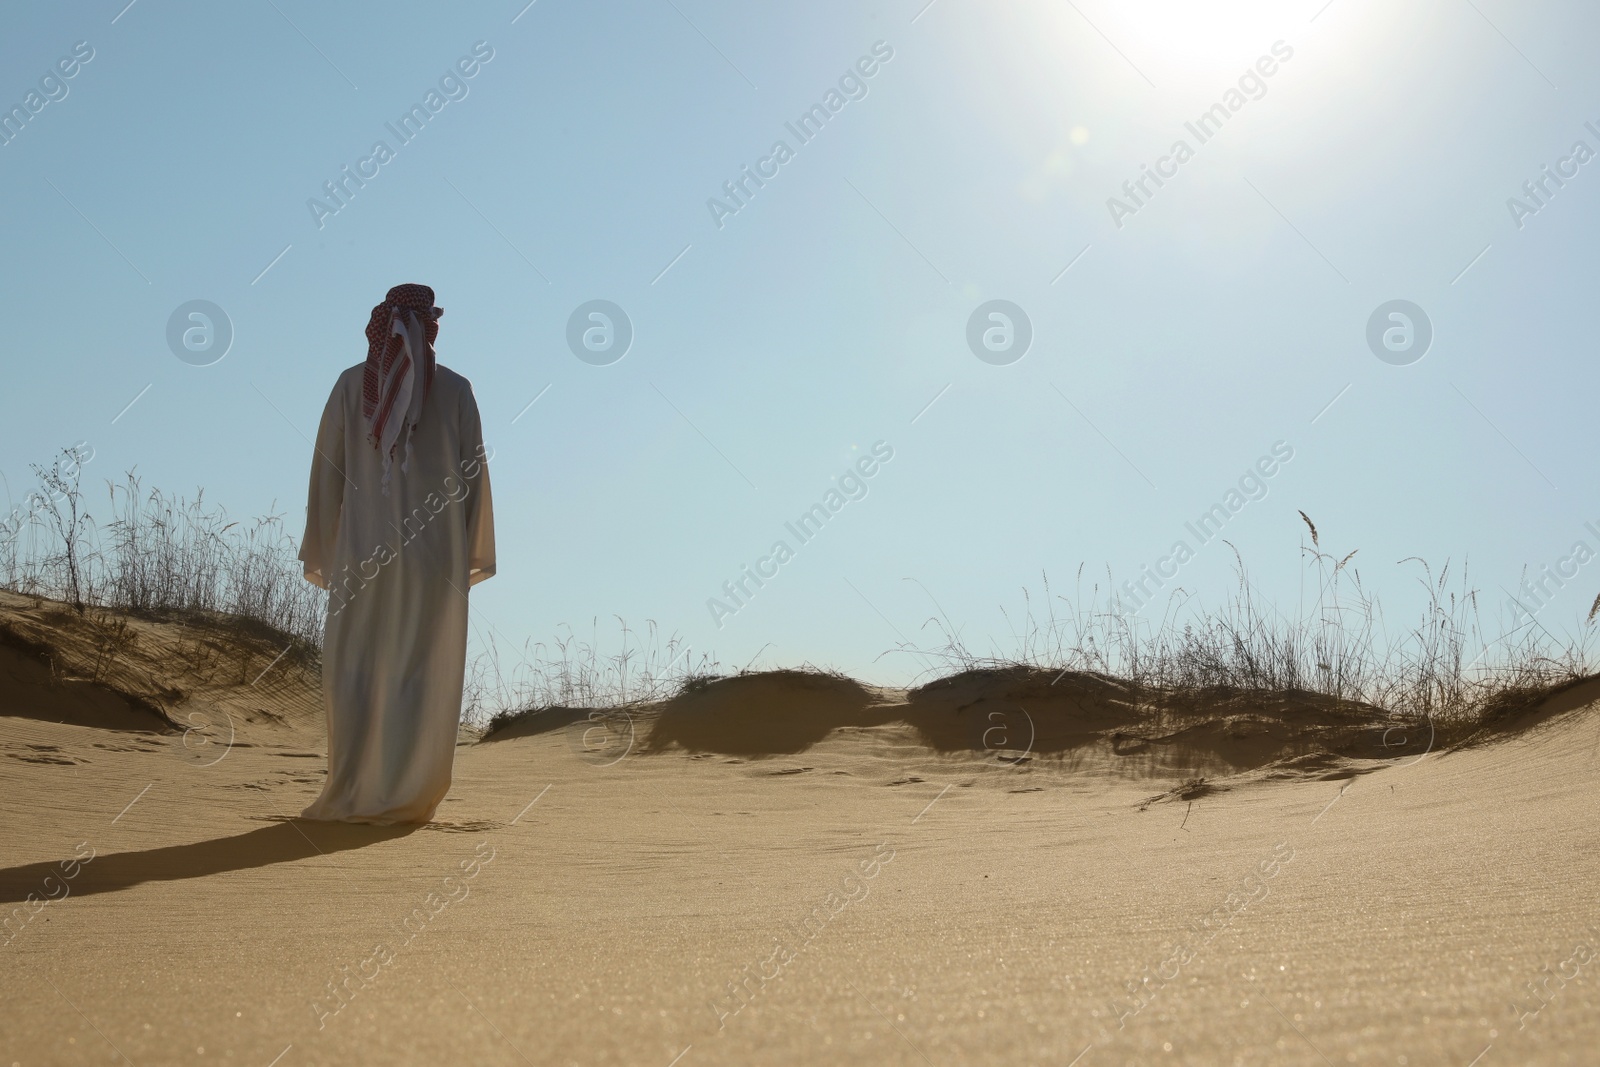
xmin=0 ymin=820 xmax=416 ymax=903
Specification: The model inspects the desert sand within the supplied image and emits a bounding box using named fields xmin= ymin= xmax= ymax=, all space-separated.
xmin=3 ymin=589 xmax=1598 ymax=1066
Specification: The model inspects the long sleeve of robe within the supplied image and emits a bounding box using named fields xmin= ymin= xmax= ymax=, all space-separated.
xmin=297 ymin=363 xmax=495 ymax=823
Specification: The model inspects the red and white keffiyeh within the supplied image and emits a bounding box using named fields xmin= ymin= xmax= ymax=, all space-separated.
xmin=363 ymin=283 xmax=442 ymax=491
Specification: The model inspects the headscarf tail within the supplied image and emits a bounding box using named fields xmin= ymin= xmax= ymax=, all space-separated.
xmin=362 ymin=283 xmax=442 ymax=494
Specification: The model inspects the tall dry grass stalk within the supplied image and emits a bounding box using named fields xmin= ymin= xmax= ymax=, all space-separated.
xmin=906 ymin=528 xmax=1593 ymax=731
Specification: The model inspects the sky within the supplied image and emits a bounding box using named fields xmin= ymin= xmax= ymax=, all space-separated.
xmin=2 ymin=0 xmax=1597 ymax=686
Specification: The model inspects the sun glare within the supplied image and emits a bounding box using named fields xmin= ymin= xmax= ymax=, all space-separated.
xmin=1114 ymin=0 xmax=1290 ymax=80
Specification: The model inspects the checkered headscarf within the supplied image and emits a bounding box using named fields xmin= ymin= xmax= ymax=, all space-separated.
xmin=363 ymin=284 xmax=442 ymax=490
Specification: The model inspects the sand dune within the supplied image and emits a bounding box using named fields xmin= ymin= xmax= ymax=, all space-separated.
xmin=3 ymin=593 xmax=1598 ymax=1065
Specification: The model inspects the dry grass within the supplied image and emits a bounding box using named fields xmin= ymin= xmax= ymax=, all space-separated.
xmin=7 ymin=450 xmax=1593 ymax=743
xmin=469 ymin=618 xmax=720 ymax=732
xmin=2 ymin=449 xmax=325 ymax=654
xmin=896 ymin=522 xmax=1594 ymax=742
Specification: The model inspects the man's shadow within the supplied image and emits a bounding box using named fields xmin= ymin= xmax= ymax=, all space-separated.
xmin=0 ymin=821 xmax=416 ymax=903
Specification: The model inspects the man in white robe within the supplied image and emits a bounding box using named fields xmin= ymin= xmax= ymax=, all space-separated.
xmin=297 ymin=283 xmax=495 ymax=823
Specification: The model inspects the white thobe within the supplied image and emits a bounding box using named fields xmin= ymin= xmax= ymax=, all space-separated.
xmin=297 ymin=363 xmax=495 ymax=823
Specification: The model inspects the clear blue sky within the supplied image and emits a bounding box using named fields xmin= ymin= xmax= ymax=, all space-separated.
xmin=3 ymin=0 xmax=1596 ymax=684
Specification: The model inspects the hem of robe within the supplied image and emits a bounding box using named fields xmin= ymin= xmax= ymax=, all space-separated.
xmin=300 ymin=791 xmax=448 ymax=825
xmin=299 ymin=777 xmax=451 ymax=825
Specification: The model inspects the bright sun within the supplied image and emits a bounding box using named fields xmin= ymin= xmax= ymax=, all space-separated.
xmin=1110 ymin=0 xmax=1290 ymax=80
